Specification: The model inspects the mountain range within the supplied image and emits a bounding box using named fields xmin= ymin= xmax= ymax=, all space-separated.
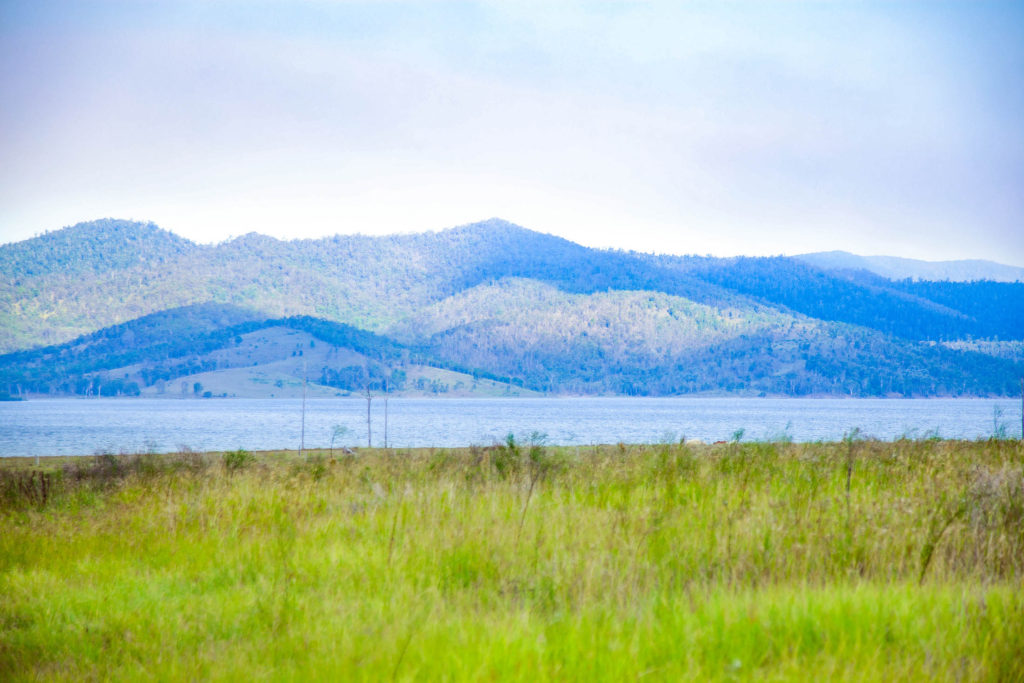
xmin=795 ymin=251 xmax=1024 ymax=283
xmin=2 ymin=218 xmax=1023 ymax=398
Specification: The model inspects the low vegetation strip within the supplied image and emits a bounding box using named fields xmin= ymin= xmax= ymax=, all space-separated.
xmin=2 ymin=439 xmax=1022 ymax=680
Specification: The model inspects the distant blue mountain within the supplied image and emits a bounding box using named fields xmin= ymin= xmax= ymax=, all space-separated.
xmin=796 ymin=250 xmax=1024 ymax=283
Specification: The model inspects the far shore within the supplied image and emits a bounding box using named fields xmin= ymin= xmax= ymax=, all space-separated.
xmin=2 ymin=392 xmax=1017 ymax=401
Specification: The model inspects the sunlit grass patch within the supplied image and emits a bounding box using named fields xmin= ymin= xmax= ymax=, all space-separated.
xmin=2 ymin=438 xmax=1022 ymax=680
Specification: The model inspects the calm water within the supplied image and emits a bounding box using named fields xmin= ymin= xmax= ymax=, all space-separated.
xmin=1 ymin=397 xmax=1021 ymax=457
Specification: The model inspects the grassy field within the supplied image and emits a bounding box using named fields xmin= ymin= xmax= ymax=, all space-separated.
xmin=2 ymin=437 xmax=1023 ymax=680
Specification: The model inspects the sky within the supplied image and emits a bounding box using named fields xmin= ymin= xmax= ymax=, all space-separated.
xmin=2 ymin=1 xmax=1023 ymax=264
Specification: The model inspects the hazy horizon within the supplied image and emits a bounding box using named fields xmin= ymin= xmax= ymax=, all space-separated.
xmin=2 ymin=2 xmax=1022 ymax=264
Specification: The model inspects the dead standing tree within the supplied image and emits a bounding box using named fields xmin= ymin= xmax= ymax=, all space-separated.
xmin=365 ymin=374 xmax=372 ymax=448
xmin=363 ymin=363 xmax=393 ymax=449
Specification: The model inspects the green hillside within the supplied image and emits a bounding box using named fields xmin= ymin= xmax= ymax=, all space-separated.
xmin=3 ymin=293 xmax=1022 ymax=398
xmin=389 ymin=278 xmax=1022 ymax=396
xmin=0 ymin=304 xmax=534 ymax=399
xmin=3 ymin=218 xmax=1024 ymax=397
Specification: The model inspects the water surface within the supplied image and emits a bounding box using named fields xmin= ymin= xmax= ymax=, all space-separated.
xmin=1 ymin=397 xmax=1021 ymax=457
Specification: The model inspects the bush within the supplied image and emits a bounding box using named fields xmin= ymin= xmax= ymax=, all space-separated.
xmin=223 ymin=448 xmax=254 ymax=473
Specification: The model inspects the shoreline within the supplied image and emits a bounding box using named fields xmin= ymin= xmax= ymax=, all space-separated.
xmin=2 ymin=393 xmax=1020 ymax=401
xmin=5 ymin=436 xmax=1024 ymax=467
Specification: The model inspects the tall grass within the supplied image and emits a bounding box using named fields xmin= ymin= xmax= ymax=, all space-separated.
xmin=1 ymin=438 xmax=1022 ymax=680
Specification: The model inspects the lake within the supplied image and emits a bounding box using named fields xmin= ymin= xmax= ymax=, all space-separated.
xmin=1 ymin=397 xmax=1021 ymax=457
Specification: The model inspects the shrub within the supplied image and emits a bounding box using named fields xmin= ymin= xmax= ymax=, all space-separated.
xmin=223 ymin=448 xmax=254 ymax=473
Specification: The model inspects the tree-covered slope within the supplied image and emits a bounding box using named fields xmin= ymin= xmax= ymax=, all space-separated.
xmin=646 ymin=254 xmax=1024 ymax=341
xmin=0 ymin=304 xmax=419 ymax=397
xmin=4 ymin=295 xmax=1021 ymax=398
xmin=0 ymin=218 xmax=731 ymax=351
xmin=387 ymin=278 xmax=1023 ymax=396
xmin=9 ymin=217 xmax=1022 ymax=353
xmin=3 ymin=217 xmax=1024 ymax=397
xmin=0 ymin=218 xmax=197 ymax=278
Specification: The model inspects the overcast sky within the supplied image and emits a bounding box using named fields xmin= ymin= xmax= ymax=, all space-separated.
xmin=2 ymin=1 xmax=1022 ymax=264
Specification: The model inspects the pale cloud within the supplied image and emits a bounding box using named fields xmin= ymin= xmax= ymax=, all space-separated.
xmin=1 ymin=1 xmax=1022 ymax=263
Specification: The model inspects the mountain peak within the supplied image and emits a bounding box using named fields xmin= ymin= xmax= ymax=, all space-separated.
xmin=437 ymin=218 xmax=578 ymax=252
xmin=441 ymin=217 xmax=531 ymax=236
xmin=0 ymin=218 xmax=196 ymax=279
xmin=226 ymin=232 xmax=283 ymax=248
xmin=62 ymin=217 xmax=186 ymax=241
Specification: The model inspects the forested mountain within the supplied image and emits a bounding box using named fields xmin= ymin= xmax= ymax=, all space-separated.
xmin=388 ymin=278 xmax=1021 ymax=396
xmin=797 ymin=250 xmax=1024 ymax=283
xmin=0 ymin=304 xmax=524 ymax=398
xmin=647 ymin=255 xmax=1024 ymax=341
xmin=1 ymin=219 xmax=196 ymax=278
xmin=2 ymin=218 xmax=1023 ymax=397
xmin=2 ymin=294 xmax=1019 ymax=398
